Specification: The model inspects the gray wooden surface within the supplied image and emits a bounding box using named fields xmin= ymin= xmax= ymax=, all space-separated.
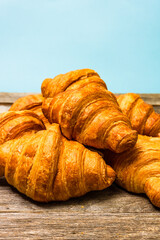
xmin=0 ymin=92 xmax=160 ymax=240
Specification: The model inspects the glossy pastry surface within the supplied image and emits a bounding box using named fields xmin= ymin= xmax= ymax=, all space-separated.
xmin=117 ymin=93 xmax=160 ymax=137
xmin=42 ymin=69 xmax=138 ymax=153
xmin=105 ymin=134 xmax=160 ymax=208
xmin=0 ymin=111 xmax=115 ymax=202
xmin=0 ymin=110 xmax=45 ymax=144
xmin=9 ymin=94 xmax=50 ymax=128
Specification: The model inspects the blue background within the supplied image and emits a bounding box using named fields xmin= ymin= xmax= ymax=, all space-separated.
xmin=0 ymin=0 xmax=160 ymax=93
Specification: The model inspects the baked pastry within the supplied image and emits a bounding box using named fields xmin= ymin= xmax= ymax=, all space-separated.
xmin=0 ymin=110 xmax=45 ymax=144
xmin=9 ymin=94 xmax=50 ymax=128
xmin=41 ymin=69 xmax=138 ymax=153
xmin=0 ymin=111 xmax=115 ymax=202
xmin=9 ymin=94 xmax=43 ymax=111
xmin=105 ymin=134 xmax=160 ymax=208
xmin=117 ymin=93 xmax=160 ymax=137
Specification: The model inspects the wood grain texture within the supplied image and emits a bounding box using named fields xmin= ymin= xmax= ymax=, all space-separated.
xmin=0 ymin=92 xmax=38 ymax=103
xmin=0 ymin=93 xmax=160 ymax=240
xmin=0 ymin=178 xmax=160 ymax=240
xmin=0 ymin=103 xmax=11 ymax=113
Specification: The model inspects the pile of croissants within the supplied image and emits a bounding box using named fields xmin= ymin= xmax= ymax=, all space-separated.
xmin=1 ymin=68 xmax=160 ymax=207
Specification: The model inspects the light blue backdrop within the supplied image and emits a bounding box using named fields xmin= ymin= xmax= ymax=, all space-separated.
xmin=0 ymin=0 xmax=160 ymax=93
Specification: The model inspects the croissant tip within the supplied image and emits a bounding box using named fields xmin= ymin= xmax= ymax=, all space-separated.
xmin=115 ymin=130 xmax=138 ymax=153
xmin=106 ymin=165 xmax=116 ymax=187
xmin=144 ymin=177 xmax=160 ymax=208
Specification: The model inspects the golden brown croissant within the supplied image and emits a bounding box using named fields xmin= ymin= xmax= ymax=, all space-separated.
xmin=117 ymin=93 xmax=160 ymax=137
xmin=0 ymin=111 xmax=115 ymax=202
xmin=0 ymin=110 xmax=45 ymax=144
xmin=105 ymin=134 xmax=160 ymax=208
xmin=9 ymin=94 xmax=43 ymax=111
xmin=41 ymin=69 xmax=138 ymax=153
xmin=9 ymin=94 xmax=50 ymax=128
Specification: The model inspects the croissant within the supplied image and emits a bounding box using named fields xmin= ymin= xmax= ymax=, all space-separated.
xmin=0 ymin=111 xmax=115 ymax=202
xmin=0 ymin=110 xmax=45 ymax=144
xmin=105 ymin=134 xmax=160 ymax=208
xmin=9 ymin=94 xmax=50 ymax=128
xmin=117 ymin=93 xmax=160 ymax=137
xmin=41 ymin=69 xmax=138 ymax=153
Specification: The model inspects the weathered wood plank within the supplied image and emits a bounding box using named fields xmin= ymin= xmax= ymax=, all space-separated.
xmin=154 ymin=106 xmax=160 ymax=113
xmin=0 ymin=103 xmax=11 ymax=113
xmin=1 ymin=212 xmax=160 ymax=240
xmin=0 ymin=92 xmax=39 ymax=103
xmin=140 ymin=94 xmax=160 ymax=106
xmin=0 ymin=179 xmax=160 ymax=239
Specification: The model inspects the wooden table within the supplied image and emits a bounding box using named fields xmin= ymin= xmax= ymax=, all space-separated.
xmin=0 ymin=93 xmax=160 ymax=240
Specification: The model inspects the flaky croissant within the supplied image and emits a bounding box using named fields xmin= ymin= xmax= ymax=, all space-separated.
xmin=9 ymin=94 xmax=50 ymax=128
xmin=0 ymin=111 xmax=115 ymax=202
xmin=117 ymin=93 xmax=160 ymax=137
xmin=41 ymin=69 xmax=138 ymax=153
xmin=105 ymin=134 xmax=160 ymax=208
xmin=0 ymin=110 xmax=45 ymax=144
